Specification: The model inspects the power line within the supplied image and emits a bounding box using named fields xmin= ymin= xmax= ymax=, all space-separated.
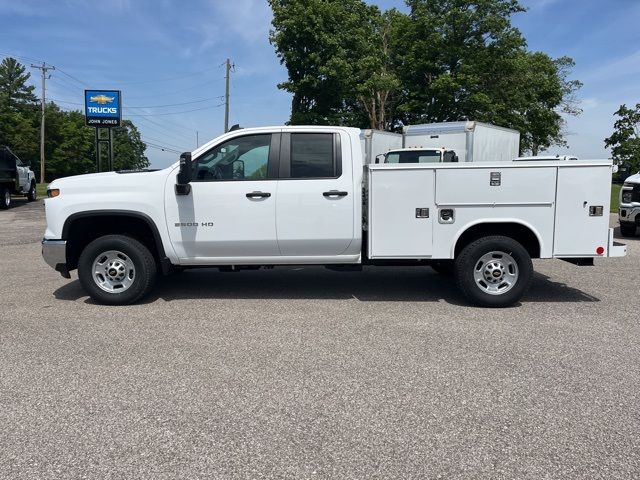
xmin=126 ymin=96 xmax=225 ymax=109
xmin=124 ymin=104 xmax=224 ymax=116
xmin=126 ymin=116 xmax=196 ymax=147
xmin=114 ymin=66 xmax=220 ymax=85
xmin=56 ymin=68 xmax=90 ymax=88
xmin=140 ymin=135 xmax=188 ymax=152
xmin=141 ymin=140 xmax=182 ymax=154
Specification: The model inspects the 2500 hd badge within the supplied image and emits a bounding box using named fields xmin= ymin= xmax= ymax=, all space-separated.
xmin=174 ymin=222 xmax=214 ymax=227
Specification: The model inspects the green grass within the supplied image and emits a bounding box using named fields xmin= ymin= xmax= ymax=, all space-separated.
xmin=36 ymin=183 xmax=49 ymax=198
xmin=611 ymin=183 xmax=621 ymax=213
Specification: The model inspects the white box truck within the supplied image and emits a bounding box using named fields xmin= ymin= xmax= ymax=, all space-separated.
xmin=360 ymin=129 xmax=403 ymax=164
xmin=42 ymin=126 xmax=625 ymax=307
xmin=403 ymin=121 xmax=520 ymax=163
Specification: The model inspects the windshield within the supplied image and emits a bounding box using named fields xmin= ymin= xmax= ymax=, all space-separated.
xmin=385 ymin=150 xmax=442 ymax=164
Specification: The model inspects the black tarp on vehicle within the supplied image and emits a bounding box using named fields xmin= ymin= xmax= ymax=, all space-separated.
xmin=0 ymin=146 xmax=18 ymax=182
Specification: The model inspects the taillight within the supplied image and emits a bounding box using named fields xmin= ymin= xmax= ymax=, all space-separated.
xmin=47 ymin=188 xmax=60 ymax=198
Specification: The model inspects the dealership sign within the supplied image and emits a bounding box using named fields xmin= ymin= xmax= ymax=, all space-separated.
xmin=85 ymin=90 xmax=122 ymax=127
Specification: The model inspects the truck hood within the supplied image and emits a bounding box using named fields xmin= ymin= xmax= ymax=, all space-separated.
xmin=624 ymin=172 xmax=640 ymax=184
xmin=49 ymin=169 xmax=169 ymax=191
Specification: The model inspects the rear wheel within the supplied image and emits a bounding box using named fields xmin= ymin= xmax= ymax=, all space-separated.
xmin=0 ymin=187 xmax=11 ymax=209
xmin=27 ymin=182 xmax=37 ymax=201
xmin=455 ymin=235 xmax=533 ymax=308
xmin=620 ymin=223 xmax=637 ymax=237
xmin=78 ymin=235 xmax=157 ymax=305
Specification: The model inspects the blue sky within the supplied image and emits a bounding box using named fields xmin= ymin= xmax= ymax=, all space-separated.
xmin=0 ymin=0 xmax=638 ymax=168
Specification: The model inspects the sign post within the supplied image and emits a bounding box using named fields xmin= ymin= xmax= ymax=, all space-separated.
xmin=84 ymin=90 xmax=122 ymax=172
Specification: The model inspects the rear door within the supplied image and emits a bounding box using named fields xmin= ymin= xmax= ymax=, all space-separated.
xmin=554 ymin=165 xmax=611 ymax=256
xmin=275 ymin=131 xmax=354 ymax=256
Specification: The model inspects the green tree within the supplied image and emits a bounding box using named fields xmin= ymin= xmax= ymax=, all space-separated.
xmin=112 ymin=120 xmax=149 ymax=171
xmin=0 ymin=57 xmax=38 ymax=109
xmin=605 ymin=104 xmax=640 ymax=174
xmin=269 ymin=0 xmax=383 ymax=126
xmin=354 ymin=9 xmax=402 ymax=130
xmin=395 ymin=0 xmax=581 ymax=153
xmin=270 ymin=0 xmax=582 ymax=152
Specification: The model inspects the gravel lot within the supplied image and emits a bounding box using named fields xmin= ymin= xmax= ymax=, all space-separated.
xmin=1 ymin=198 xmax=639 ymax=479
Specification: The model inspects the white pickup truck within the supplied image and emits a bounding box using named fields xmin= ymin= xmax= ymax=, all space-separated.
xmin=1 ymin=146 xmax=37 ymax=208
xmin=42 ymin=126 xmax=626 ymax=307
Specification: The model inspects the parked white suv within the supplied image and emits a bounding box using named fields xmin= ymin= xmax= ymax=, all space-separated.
xmin=42 ymin=126 xmax=625 ymax=307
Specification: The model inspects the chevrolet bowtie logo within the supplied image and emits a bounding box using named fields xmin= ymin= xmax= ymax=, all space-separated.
xmin=90 ymin=95 xmax=115 ymax=104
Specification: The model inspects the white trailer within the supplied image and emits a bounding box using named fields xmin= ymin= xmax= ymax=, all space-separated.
xmin=403 ymin=121 xmax=520 ymax=163
xmin=360 ymin=129 xmax=403 ymax=164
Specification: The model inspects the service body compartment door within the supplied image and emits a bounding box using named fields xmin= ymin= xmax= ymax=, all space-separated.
xmin=368 ymin=168 xmax=434 ymax=258
xmin=554 ymin=165 xmax=611 ymax=256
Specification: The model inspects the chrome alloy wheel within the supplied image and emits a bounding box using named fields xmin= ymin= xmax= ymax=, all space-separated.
xmin=3 ymin=189 xmax=9 ymax=207
xmin=91 ymin=250 xmax=136 ymax=293
xmin=473 ymin=251 xmax=519 ymax=295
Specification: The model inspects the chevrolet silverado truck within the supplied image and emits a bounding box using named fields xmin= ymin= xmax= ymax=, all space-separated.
xmin=42 ymin=126 xmax=626 ymax=307
xmin=619 ymin=172 xmax=640 ymax=237
xmin=0 ymin=146 xmax=37 ymax=209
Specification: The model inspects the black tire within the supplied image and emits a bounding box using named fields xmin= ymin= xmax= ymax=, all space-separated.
xmin=455 ymin=235 xmax=533 ymax=308
xmin=0 ymin=187 xmax=10 ymax=209
xmin=78 ymin=235 xmax=157 ymax=305
xmin=27 ymin=182 xmax=37 ymax=201
xmin=620 ymin=224 xmax=637 ymax=237
xmin=430 ymin=260 xmax=454 ymax=276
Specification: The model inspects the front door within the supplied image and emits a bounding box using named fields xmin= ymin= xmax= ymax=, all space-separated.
xmin=165 ymin=132 xmax=281 ymax=261
xmin=275 ymin=131 xmax=354 ymax=256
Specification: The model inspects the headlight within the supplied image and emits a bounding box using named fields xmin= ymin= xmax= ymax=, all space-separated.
xmin=621 ymin=191 xmax=633 ymax=204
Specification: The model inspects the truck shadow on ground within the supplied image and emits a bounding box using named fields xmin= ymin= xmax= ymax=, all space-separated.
xmin=53 ymin=266 xmax=599 ymax=305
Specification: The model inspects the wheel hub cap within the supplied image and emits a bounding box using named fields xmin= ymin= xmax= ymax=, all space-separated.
xmin=92 ymin=250 xmax=135 ymax=293
xmin=473 ymin=251 xmax=519 ymax=295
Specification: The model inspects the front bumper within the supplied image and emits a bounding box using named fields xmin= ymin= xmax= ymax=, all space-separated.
xmin=608 ymin=228 xmax=627 ymax=257
xmin=42 ymin=239 xmax=71 ymax=278
xmin=619 ymin=205 xmax=640 ymax=225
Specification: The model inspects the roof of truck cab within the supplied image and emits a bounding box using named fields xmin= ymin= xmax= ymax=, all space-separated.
xmin=387 ymin=147 xmax=445 ymax=153
xmin=190 ymin=125 xmax=361 ymax=159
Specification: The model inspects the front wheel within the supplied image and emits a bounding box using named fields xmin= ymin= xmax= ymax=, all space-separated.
xmin=27 ymin=182 xmax=37 ymax=201
xmin=78 ymin=235 xmax=157 ymax=305
xmin=455 ymin=236 xmax=533 ymax=308
xmin=0 ymin=187 xmax=11 ymax=209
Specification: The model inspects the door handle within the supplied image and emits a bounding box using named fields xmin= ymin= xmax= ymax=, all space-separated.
xmin=323 ymin=190 xmax=348 ymax=197
xmin=246 ymin=191 xmax=271 ymax=198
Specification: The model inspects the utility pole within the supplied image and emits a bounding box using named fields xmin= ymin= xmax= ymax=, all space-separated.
xmin=224 ymin=58 xmax=234 ymax=133
xmin=196 ymin=130 xmax=199 ymax=148
xmin=31 ymin=62 xmax=55 ymax=184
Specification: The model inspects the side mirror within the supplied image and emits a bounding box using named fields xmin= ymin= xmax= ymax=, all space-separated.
xmin=175 ymin=151 xmax=192 ymax=196
xmin=374 ymin=154 xmax=385 ymax=164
